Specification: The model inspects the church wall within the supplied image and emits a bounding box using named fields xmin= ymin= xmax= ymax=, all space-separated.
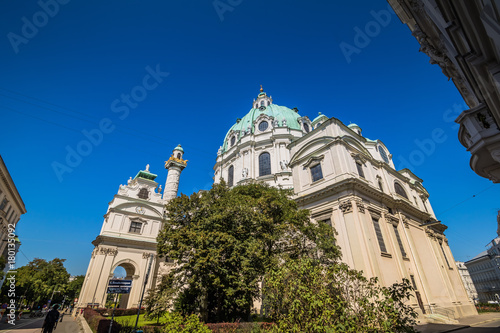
xmin=288 ymin=117 xmax=477 ymax=321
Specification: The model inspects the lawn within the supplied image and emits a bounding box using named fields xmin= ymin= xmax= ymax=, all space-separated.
xmin=112 ymin=314 xmax=164 ymax=327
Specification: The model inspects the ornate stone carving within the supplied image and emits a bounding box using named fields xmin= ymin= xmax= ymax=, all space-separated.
xmin=280 ymin=160 xmax=289 ymax=170
xmin=98 ymin=247 xmax=118 ymax=256
xmin=143 ymin=252 xmax=156 ymax=259
xmin=339 ymin=200 xmax=353 ymax=214
xmin=411 ymin=27 xmax=462 ymax=82
xmin=354 ymin=199 xmax=365 ymax=213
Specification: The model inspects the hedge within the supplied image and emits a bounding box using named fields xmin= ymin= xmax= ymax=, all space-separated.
xmin=206 ymin=322 xmax=274 ymax=332
xmin=142 ymin=326 xmax=163 ymax=333
xmin=93 ymin=307 xmax=145 ymax=317
xmin=83 ymin=308 xmax=122 ymax=333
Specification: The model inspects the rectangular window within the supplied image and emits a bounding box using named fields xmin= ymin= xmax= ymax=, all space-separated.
xmin=439 ymin=242 xmax=451 ymax=268
xmin=321 ymin=218 xmax=335 ymax=244
xmin=410 ymin=275 xmax=418 ymax=290
xmin=356 ymin=162 xmax=365 ymax=178
xmin=372 ymin=218 xmax=387 ymax=253
xmin=311 ymin=164 xmax=323 ymax=182
xmin=0 ymin=199 xmax=7 ymax=211
xmin=7 ymin=209 xmax=14 ymax=222
xmin=421 ymin=198 xmax=428 ymax=212
xmin=321 ymin=218 xmax=332 ymax=228
xmin=129 ymin=221 xmax=142 ymax=234
xmin=393 ymin=225 xmax=407 ymax=258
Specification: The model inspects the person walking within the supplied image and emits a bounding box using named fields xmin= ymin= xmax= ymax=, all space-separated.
xmin=42 ymin=304 xmax=60 ymax=333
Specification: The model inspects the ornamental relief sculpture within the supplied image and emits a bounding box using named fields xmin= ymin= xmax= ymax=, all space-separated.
xmin=339 ymin=200 xmax=353 ymax=214
xmin=98 ymin=247 xmax=118 ymax=256
xmin=353 ymin=199 xmax=365 ymax=213
xmin=142 ymin=252 xmax=156 ymax=259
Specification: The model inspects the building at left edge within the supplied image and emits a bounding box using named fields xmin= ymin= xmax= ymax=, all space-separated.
xmin=0 ymin=155 xmax=26 ymax=288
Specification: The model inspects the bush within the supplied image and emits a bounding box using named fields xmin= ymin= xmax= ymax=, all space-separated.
xmin=162 ymin=312 xmax=211 ymax=333
xmin=476 ymin=303 xmax=500 ymax=313
xmin=94 ymin=307 xmax=145 ymax=317
xmin=206 ymin=322 xmax=273 ymax=332
xmin=264 ymin=258 xmax=418 ymax=333
xmin=83 ymin=308 xmax=122 ymax=333
xmin=143 ymin=326 xmax=164 ymax=333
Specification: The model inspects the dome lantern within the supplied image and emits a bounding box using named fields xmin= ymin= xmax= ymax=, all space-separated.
xmin=253 ymin=85 xmax=273 ymax=109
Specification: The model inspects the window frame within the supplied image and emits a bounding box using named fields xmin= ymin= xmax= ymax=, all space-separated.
xmin=356 ymin=162 xmax=365 ymax=178
xmin=259 ymin=152 xmax=271 ymax=177
xmin=393 ymin=224 xmax=407 ymax=258
xmin=227 ymin=165 xmax=234 ymax=187
xmin=310 ymin=163 xmax=323 ymax=182
xmin=129 ymin=221 xmax=143 ymax=234
xmin=138 ymin=188 xmax=149 ymax=200
xmin=258 ymin=121 xmax=269 ymax=132
xmin=372 ymin=217 xmax=388 ymax=254
xmin=394 ymin=182 xmax=408 ymax=199
xmin=303 ymin=123 xmax=310 ymax=133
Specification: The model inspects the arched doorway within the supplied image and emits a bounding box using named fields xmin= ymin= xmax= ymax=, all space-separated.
xmin=110 ymin=262 xmax=136 ymax=308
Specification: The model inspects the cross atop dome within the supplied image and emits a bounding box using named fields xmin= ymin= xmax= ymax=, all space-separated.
xmin=253 ymin=85 xmax=273 ymax=109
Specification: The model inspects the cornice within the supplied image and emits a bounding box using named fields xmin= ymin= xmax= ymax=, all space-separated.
xmin=92 ymin=235 xmax=157 ymax=249
xmin=294 ymin=177 xmax=432 ymax=221
xmin=112 ymin=194 xmax=165 ymax=208
xmin=106 ymin=208 xmax=164 ymax=222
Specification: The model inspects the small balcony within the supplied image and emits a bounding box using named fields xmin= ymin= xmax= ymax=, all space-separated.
xmin=456 ymin=104 xmax=500 ymax=183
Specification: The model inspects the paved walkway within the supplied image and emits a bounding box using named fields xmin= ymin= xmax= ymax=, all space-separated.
xmin=0 ymin=311 xmax=81 ymax=332
xmin=416 ymin=312 xmax=500 ymax=333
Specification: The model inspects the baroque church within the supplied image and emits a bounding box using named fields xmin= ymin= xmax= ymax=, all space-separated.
xmin=77 ymin=87 xmax=476 ymax=321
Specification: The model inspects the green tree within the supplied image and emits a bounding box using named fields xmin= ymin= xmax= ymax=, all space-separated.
xmin=64 ymin=275 xmax=84 ymax=304
xmin=1 ymin=258 xmax=70 ymax=307
xmin=144 ymin=273 xmax=176 ymax=323
xmin=263 ymin=258 xmax=418 ymax=333
xmin=156 ymin=182 xmax=339 ymax=323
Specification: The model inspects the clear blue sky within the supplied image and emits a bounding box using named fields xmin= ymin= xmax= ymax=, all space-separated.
xmin=1 ymin=0 xmax=498 ymax=276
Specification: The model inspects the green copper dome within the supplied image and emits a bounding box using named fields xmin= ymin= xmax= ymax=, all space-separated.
xmin=221 ymin=103 xmax=303 ymax=153
xmin=312 ymin=112 xmax=329 ymax=126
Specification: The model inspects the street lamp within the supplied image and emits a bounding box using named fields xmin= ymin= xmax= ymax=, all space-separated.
xmin=48 ymin=288 xmax=61 ymax=308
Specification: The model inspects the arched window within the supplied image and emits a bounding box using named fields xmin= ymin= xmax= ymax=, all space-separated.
xmin=394 ymin=182 xmax=408 ymax=199
xmin=228 ymin=165 xmax=234 ymax=187
xmin=259 ymin=152 xmax=271 ymax=176
xmin=261 ymin=100 xmax=265 ymax=106
xmin=230 ymin=136 xmax=236 ymax=146
xmin=379 ymin=146 xmax=389 ymax=163
xmin=304 ymin=123 xmax=310 ymax=133
xmin=138 ymin=188 xmax=149 ymax=200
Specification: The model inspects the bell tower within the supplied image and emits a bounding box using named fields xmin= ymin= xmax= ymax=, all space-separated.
xmin=163 ymin=145 xmax=188 ymax=202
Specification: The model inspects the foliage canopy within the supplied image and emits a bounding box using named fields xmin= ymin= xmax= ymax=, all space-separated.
xmin=263 ymin=258 xmax=418 ymax=332
xmin=0 ymin=258 xmax=81 ymax=307
xmin=156 ymin=182 xmax=339 ymax=322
